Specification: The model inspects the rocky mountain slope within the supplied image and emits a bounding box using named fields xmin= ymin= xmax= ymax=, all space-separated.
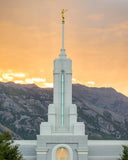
xmin=0 ymin=82 xmax=128 ymax=140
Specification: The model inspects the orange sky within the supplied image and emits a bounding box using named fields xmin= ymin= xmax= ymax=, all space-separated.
xmin=0 ymin=0 xmax=128 ymax=96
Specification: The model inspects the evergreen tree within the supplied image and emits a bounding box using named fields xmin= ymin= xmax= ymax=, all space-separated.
xmin=0 ymin=131 xmax=23 ymax=160
xmin=119 ymin=145 xmax=128 ymax=160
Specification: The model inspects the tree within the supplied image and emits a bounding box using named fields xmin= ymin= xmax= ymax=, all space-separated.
xmin=0 ymin=131 xmax=23 ymax=160
xmin=119 ymin=145 xmax=128 ymax=160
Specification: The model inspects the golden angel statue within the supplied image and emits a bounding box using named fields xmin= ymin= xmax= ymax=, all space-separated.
xmin=62 ymin=9 xmax=65 ymax=22
xmin=61 ymin=9 xmax=68 ymax=22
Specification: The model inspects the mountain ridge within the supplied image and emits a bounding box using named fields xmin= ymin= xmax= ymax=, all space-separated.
xmin=0 ymin=82 xmax=128 ymax=140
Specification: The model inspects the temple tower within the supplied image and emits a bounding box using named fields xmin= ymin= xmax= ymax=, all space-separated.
xmin=36 ymin=10 xmax=88 ymax=160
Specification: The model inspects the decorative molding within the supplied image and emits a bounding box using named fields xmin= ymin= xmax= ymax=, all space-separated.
xmin=14 ymin=140 xmax=37 ymax=145
xmin=88 ymin=140 xmax=128 ymax=146
xmin=76 ymin=148 xmax=88 ymax=154
xmin=23 ymin=156 xmax=36 ymax=159
xmin=88 ymin=156 xmax=120 ymax=159
xmin=36 ymin=148 xmax=49 ymax=154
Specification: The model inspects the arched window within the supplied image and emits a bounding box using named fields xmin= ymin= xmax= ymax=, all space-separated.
xmin=56 ymin=147 xmax=69 ymax=160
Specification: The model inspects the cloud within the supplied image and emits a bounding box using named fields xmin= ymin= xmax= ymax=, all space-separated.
xmin=44 ymin=83 xmax=53 ymax=87
xmin=86 ymin=81 xmax=95 ymax=85
xmin=14 ymin=80 xmax=24 ymax=84
xmin=72 ymin=78 xmax=76 ymax=82
xmin=25 ymin=78 xmax=45 ymax=84
xmin=11 ymin=73 xmax=25 ymax=77
xmin=2 ymin=72 xmax=26 ymax=81
xmin=2 ymin=73 xmax=13 ymax=81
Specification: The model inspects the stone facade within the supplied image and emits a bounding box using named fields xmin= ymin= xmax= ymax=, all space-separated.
xmin=36 ymin=135 xmax=88 ymax=160
xmin=15 ymin=140 xmax=128 ymax=160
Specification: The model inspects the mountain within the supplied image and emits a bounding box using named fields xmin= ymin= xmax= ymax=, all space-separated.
xmin=0 ymin=82 xmax=128 ymax=140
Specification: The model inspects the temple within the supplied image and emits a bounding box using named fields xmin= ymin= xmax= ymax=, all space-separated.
xmin=38 ymin=9 xmax=88 ymax=160
xmin=15 ymin=10 xmax=128 ymax=160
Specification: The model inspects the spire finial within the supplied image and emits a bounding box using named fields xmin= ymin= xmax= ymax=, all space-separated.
xmin=61 ymin=9 xmax=68 ymax=23
xmin=62 ymin=9 xmax=65 ymax=22
xmin=59 ymin=9 xmax=67 ymax=59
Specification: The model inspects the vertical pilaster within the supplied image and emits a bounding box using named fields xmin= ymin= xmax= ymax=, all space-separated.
xmin=77 ymin=148 xmax=88 ymax=160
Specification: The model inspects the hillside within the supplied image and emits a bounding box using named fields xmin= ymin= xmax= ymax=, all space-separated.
xmin=0 ymin=82 xmax=128 ymax=140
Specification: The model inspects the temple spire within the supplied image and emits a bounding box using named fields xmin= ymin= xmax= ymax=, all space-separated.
xmin=59 ymin=9 xmax=67 ymax=59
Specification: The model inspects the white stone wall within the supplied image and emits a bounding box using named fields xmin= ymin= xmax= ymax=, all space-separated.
xmin=15 ymin=140 xmax=128 ymax=160
xmin=14 ymin=140 xmax=37 ymax=160
xmin=88 ymin=140 xmax=128 ymax=160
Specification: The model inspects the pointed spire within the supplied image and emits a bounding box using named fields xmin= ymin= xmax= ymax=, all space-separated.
xmin=59 ymin=9 xmax=67 ymax=59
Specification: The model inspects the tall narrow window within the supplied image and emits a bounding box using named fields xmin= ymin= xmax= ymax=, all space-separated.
xmin=56 ymin=148 xmax=69 ymax=160
xmin=61 ymin=71 xmax=65 ymax=126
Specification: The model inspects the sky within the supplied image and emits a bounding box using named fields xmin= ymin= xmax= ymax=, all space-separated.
xmin=0 ymin=0 xmax=128 ymax=96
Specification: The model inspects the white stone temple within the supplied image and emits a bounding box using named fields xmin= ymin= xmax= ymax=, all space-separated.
xmin=37 ymin=9 xmax=88 ymax=160
xmin=15 ymin=10 xmax=128 ymax=160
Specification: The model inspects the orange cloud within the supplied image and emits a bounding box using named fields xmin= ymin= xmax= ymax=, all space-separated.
xmin=72 ymin=78 xmax=76 ymax=82
xmin=11 ymin=73 xmax=25 ymax=77
xmin=25 ymin=78 xmax=45 ymax=84
xmin=44 ymin=83 xmax=53 ymax=88
xmin=86 ymin=81 xmax=95 ymax=85
xmin=14 ymin=80 xmax=24 ymax=84
xmin=2 ymin=73 xmax=13 ymax=81
xmin=2 ymin=72 xmax=26 ymax=81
